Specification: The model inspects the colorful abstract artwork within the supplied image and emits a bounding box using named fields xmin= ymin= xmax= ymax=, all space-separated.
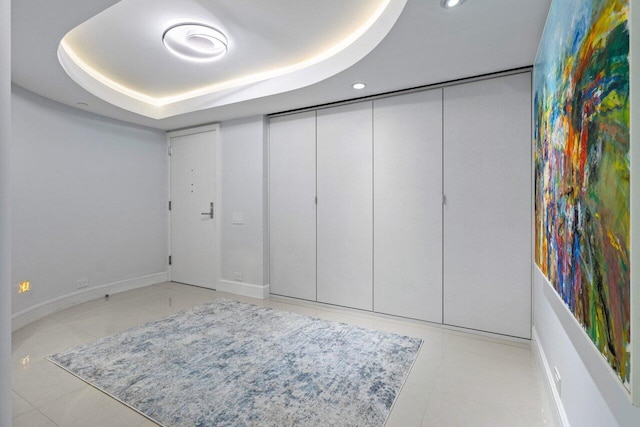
xmin=534 ymin=0 xmax=630 ymax=388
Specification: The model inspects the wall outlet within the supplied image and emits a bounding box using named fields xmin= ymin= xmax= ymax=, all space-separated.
xmin=77 ymin=278 xmax=89 ymax=289
xmin=553 ymin=366 xmax=562 ymax=396
xmin=233 ymin=272 xmax=243 ymax=281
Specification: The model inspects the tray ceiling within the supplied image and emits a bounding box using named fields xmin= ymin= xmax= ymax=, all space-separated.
xmin=11 ymin=0 xmax=552 ymax=130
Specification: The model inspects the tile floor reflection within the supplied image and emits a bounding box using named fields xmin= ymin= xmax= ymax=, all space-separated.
xmin=11 ymin=282 xmax=553 ymax=426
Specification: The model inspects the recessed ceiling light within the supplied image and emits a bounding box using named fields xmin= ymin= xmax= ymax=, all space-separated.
xmin=76 ymin=102 xmax=88 ymax=106
xmin=352 ymin=82 xmax=366 ymax=90
xmin=441 ymin=0 xmax=466 ymax=8
xmin=163 ymin=23 xmax=228 ymax=62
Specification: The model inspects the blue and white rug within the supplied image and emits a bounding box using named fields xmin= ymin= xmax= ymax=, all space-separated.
xmin=48 ymin=298 xmax=422 ymax=426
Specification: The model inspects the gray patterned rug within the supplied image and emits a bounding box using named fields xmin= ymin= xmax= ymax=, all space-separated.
xmin=48 ymin=298 xmax=422 ymax=427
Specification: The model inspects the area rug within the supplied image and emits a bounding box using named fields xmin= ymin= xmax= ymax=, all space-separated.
xmin=48 ymin=298 xmax=422 ymax=427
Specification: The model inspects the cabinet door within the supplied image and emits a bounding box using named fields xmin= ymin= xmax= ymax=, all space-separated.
xmin=269 ymin=112 xmax=317 ymax=300
xmin=373 ymin=90 xmax=443 ymax=322
xmin=317 ymin=102 xmax=373 ymax=310
xmin=443 ymin=73 xmax=532 ymax=338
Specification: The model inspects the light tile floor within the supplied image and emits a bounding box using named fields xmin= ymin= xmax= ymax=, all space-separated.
xmin=11 ymin=282 xmax=554 ymax=426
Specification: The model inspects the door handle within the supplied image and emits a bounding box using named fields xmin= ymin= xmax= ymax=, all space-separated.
xmin=201 ymin=202 xmax=214 ymax=219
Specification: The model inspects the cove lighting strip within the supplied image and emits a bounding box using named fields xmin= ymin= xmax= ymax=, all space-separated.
xmin=58 ymin=0 xmax=392 ymax=108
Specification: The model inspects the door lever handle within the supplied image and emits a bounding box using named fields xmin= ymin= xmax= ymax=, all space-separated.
xmin=201 ymin=202 xmax=214 ymax=219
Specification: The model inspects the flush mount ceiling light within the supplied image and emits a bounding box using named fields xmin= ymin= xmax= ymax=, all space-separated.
xmin=163 ymin=23 xmax=228 ymax=62
xmin=441 ymin=0 xmax=466 ymax=8
xmin=352 ymin=82 xmax=366 ymax=90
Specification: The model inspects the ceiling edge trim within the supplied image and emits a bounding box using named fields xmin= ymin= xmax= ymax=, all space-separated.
xmin=57 ymin=0 xmax=407 ymax=119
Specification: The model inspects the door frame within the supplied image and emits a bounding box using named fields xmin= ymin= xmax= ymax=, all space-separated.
xmin=167 ymin=124 xmax=222 ymax=289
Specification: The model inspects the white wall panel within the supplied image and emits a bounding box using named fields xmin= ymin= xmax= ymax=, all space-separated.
xmin=373 ymin=90 xmax=443 ymax=322
xmin=443 ymin=73 xmax=532 ymax=338
xmin=11 ymin=86 xmax=168 ymax=315
xmin=269 ymin=112 xmax=316 ymax=300
xmin=317 ymin=102 xmax=373 ymax=310
xmin=220 ymin=117 xmax=266 ymax=287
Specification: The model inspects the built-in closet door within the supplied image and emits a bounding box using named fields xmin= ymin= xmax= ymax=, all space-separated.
xmin=269 ymin=112 xmax=317 ymax=300
xmin=443 ymin=72 xmax=532 ymax=338
xmin=373 ymin=90 xmax=443 ymax=322
xmin=317 ymin=101 xmax=373 ymax=310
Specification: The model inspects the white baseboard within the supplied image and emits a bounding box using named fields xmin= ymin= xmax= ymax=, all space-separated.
xmin=217 ymin=279 xmax=269 ymax=300
xmin=12 ymin=272 xmax=169 ymax=332
xmin=532 ymin=326 xmax=570 ymax=427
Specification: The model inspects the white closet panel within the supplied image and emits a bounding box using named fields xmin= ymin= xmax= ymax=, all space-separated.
xmin=443 ymin=73 xmax=532 ymax=338
xmin=269 ymin=112 xmax=317 ymax=300
xmin=373 ymin=90 xmax=443 ymax=322
xmin=317 ymin=101 xmax=373 ymax=310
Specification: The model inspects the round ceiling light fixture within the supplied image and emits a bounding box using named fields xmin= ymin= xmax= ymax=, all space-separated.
xmin=352 ymin=82 xmax=366 ymax=90
xmin=163 ymin=23 xmax=228 ymax=62
xmin=441 ymin=0 xmax=466 ymax=8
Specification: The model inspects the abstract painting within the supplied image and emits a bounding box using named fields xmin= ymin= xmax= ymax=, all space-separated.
xmin=534 ymin=0 xmax=630 ymax=388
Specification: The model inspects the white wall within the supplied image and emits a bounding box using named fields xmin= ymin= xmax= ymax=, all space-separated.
xmin=11 ymin=86 xmax=168 ymax=320
xmin=0 ymin=0 xmax=11 ymax=422
xmin=219 ymin=116 xmax=267 ymax=289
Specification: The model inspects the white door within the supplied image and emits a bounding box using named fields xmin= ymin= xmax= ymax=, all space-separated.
xmin=373 ymin=89 xmax=443 ymax=322
xmin=169 ymin=128 xmax=218 ymax=289
xmin=269 ymin=111 xmax=317 ymax=301
xmin=443 ymin=73 xmax=531 ymax=338
xmin=317 ymin=101 xmax=373 ymax=311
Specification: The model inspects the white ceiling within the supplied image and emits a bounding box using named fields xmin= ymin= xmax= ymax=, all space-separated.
xmin=12 ymin=0 xmax=551 ymax=131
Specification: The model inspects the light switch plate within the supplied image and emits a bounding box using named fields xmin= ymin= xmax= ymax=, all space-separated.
xmin=232 ymin=212 xmax=244 ymax=225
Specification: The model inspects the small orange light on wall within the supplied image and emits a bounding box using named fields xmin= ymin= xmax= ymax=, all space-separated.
xmin=21 ymin=355 xmax=30 ymax=370
xmin=18 ymin=281 xmax=31 ymax=293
